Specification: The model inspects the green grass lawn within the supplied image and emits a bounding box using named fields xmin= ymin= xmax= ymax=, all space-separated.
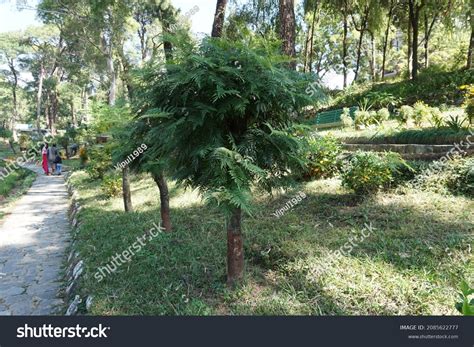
xmin=68 ymin=169 xmax=473 ymax=315
xmin=0 ymin=160 xmax=36 ymax=221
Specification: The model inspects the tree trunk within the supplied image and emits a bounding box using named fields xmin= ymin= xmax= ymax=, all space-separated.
xmin=342 ymin=11 xmax=348 ymax=88
xmin=353 ymin=8 xmax=369 ymax=83
xmin=161 ymin=20 xmax=173 ymax=62
xmin=8 ymin=140 xmax=16 ymax=154
xmin=303 ymin=27 xmax=310 ymax=72
xmin=422 ymin=13 xmax=438 ymax=69
xmin=407 ymin=19 xmax=412 ymax=79
xmin=227 ymin=207 xmax=243 ymax=287
xmin=307 ymin=1 xmax=319 ymax=73
xmin=36 ymin=63 xmax=45 ymax=131
xmin=152 ymin=172 xmax=172 ymax=232
xmin=408 ymin=1 xmax=421 ymax=80
xmin=122 ymin=167 xmax=133 ymax=212
xmin=411 ymin=12 xmax=419 ymax=79
xmin=353 ymin=28 xmax=366 ymax=83
xmin=50 ymin=90 xmax=58 ymax=136
xmin=468 ymin=11 xmax=473 ymax=69
xmin=381 ymin=1 xmax=394 ymax=80
xmin=370 ymin=31 xmax=376 ymax=82
xmin=211 ymin=0 xmax=228 ymax=38
xmin=279 ymin=0 xmax=296 ymax=69
xmin=7 ymin=59 xmax=18 ymax=141
xmin=71 ymin=100 xmax=76 ymax=127
xmin=424 ymin=14 xmax=429 ymax=68
xmin=107 ymin=47 xmax=116 ymax=106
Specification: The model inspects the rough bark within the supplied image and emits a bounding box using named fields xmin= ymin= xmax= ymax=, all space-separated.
xmin=227 ymin=207 xmax=244 ymax=287
xmin=122 ymin=167 xmax=133 ymax=212
xmin=303 ymin=26 xmax=310 ymax=72
xmin=71 ymin=100 xmax=76 ymax=128
xmin=36 ymin=63 xmax=45 ymax=131
xmin=106 ymin=46 xmax=116 ymax=106
xmin=152 ymin=172 xmax=172 ymax=232
xmin=353 ymin=7 xmax=369 ymax=83
xmin=407 ymin=19 xmax=412 ymax=79
xmin=468 ymin=10 xmax=474 ymax=69
xmin=408 ymin=0 xmax=423 ymax=80
xmin=381 ymin=1 xmax=394 ymax=80
xmin=370 ymin=31 xmax=376 ymax=82
xmin=279 ymin=0 xmax=296 ymax=69
xmin=307 ymin=1 xmax=319 ymax=73
xmin=7 ymin=58 xmax=18 ymax=141
xmin=211 ymin=0 xmax=228 ymax=38
xmin=161 ymin=19 xmax=173 ymax=62
xmin=342 ymin=10 xmax=348 ymax=88
xmin=423 ymin=13 xmax=438 ymax=69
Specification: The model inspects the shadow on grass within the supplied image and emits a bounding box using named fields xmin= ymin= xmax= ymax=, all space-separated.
xmin=71 ymin=179 xmax=471 ymax=315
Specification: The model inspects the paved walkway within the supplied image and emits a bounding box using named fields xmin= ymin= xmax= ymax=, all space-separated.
xmin=0 ymin=163 xmax=70 ymax=315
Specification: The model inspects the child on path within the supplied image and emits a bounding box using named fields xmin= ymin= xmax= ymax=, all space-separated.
xmin=54 ymin=152 xmax=63 ymax=175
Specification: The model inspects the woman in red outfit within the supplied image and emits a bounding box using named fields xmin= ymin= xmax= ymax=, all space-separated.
xmin=42 ymin=143 xmax=49 ymax=175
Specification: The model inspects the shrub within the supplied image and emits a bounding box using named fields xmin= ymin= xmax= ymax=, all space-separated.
xmin=365 ymin=91 xmax=401 ymax=109
xmin=305 ymin=135 xmax=342 ymax=179
xmin=429 ymin=107 xmax=444 ymax=128
xmin=375 ymin=108 xmax=390 ymax=123
xmin=455 ymin=280 xmax=474 ymax=316
xmin=398 ymin=105 xmax=414 ymax=125
xmin=56 ymin=135 xmax=70 ymax=158
xmin=101 ymin=174 xmax=122 ymax=198
xmin=79 ymin=146 xmax=88 ymax=166
xmin=413 ymin=101 xmax=431 ymax=127
xmin=445 ymin=115 xmax=467 ymax=131
xmin=340 ymin=107 xmax=353 ymax=127
xmin=341 ymin=151 xmax=409 ymax=195
xmin=415 ymin=156 xmax=473 ymax=197
xmin=86 ymin=146 xmax=112 ymax=180
xmin=19 ymin=134 xmax=31 ymax=150
xmin=460 ymin=84 xmax=473 ymax=125
xmin=445 ymin=157 xmax=474 ymax=197
xmin=354 ymin=110 xmax=370 ymax=128
xmin=369 ymin=110 xmax=378 ymax=124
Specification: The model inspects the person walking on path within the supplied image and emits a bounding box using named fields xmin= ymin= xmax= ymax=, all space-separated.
xmin=42 ymin=143 xmax=49 ymax=175
xmin=48 ymin=144 xmax=58 ymax=174
xmin=54 ymin=152 xmax=62 ymax=176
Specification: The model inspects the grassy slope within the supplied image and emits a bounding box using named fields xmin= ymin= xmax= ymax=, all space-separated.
xmin=326 ymin=69 xmax=473 ymax=111
xmin=69 ymin=169 xmax=473 ymax=315
xmin=0 ymin=146 xmax=36 ymax=221
xmin=324 ymin=127 xmax=473 ymax=145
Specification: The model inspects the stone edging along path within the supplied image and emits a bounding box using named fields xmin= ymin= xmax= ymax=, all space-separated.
xmin=0 ymin=163 xmax=70 ymax=315
xmin=63 ymin=173 xmax=93 ymax=316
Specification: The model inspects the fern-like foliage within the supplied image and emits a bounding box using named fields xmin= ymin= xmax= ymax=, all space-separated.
xmin=134 ymin=37 xmax=321 ymax=214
